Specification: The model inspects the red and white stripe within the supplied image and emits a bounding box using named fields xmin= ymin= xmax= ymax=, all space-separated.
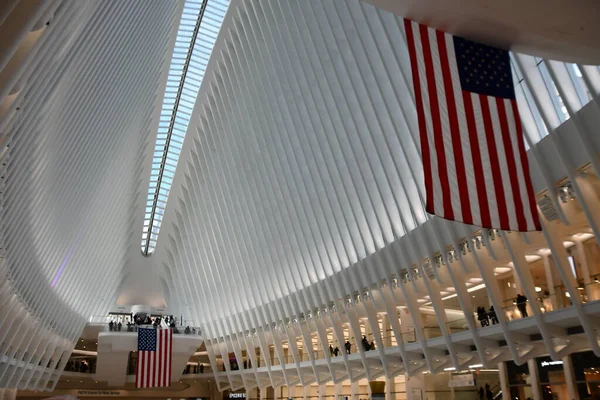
xmin=136 ymin=328 xmax=172 ymax=388
xmin=403 ymin=19 xmax=541 ymax=231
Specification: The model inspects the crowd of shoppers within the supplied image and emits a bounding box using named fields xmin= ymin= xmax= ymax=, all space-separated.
xmin=64 ymin=358 xmax=96 ymax=374
xmin=107 ymin=314 xmax=201 ymax=334
xmin=477 ymin=294 xmax=529 ymax=327
xmin=183 ymin=363 xmax=205 ymax=374
xmin=477 ymin=306 xmax=499 ymax=327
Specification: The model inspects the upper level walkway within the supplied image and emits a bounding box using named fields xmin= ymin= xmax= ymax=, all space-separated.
xmin=197 ymin=300 xmax=600 ymax=391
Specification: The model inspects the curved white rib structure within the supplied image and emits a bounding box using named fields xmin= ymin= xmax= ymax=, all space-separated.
xmin=1 ymin=0 xmax=600 ymax=393
xmin=155 ymin=0 xmax=600 ymax=390
xmin=0 ymin=0 xmax=182 ymax=390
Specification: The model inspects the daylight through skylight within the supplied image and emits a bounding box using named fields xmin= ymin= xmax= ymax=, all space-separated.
xmin=142 ymin=0 xmax=229 ymax=255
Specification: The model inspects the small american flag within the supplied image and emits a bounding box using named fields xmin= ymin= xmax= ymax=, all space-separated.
xmin=136 ymin=328 xmax=172 ymax=388
xmin=404 ymin=19 xmax=541 ymax=232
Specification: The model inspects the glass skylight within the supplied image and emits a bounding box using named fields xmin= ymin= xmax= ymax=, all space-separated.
xmin=142 ymin=0 xmax=229 ymax=255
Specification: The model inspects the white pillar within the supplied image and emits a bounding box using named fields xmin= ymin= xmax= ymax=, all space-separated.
xmin=563 ymin=355 xmax=580 ymax=400
xmin=527 ymin=359 xmax=542 ymax=400
xmin=335 ymin=382 xmax=342 ymax=400
xmin=318 ymin=384 xmax=326 ymax=400
xmin=386 ymin=375 xmax=395 ymax=400
xmin=541 ymin=254 xmax=559 ymax=311
xmin=399 ymin=307 xmax=416 ymax=343
xmin=575 ymin=239 xmax=593 ymax=300
xmin=498 ymin=362 xmax=511 ymax=400
xmin=351 ymin=380 xmax=360 ymax=400
xmin=260 ymin=386 xmax=267 ymax=400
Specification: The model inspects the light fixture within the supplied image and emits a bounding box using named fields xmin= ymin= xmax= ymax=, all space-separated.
xmin=444 ymin=367 xmax=456 ymax=371
xmin=469 ymin=364 xmax=483 ymax=368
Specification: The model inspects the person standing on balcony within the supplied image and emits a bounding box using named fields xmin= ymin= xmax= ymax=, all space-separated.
xmin=488 ymin=306 xmax=499 ymax=325
xmin=516 ymin=294 xmax=529 ymax=317
xmin=477 ymin=307 xmax=489 ymax=327
xmin=329 ymin=344 xmax=334 ymax=356
xmin=362 ymin=335 xmax=370 ymax=351
xmin=345 ymin=340 xmax=351 ymax=354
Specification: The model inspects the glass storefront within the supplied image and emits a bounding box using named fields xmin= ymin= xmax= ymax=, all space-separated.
xmin=572 ymin=351 xmax=600 ymax=400
xmin=506 ymin=360 xmax=535 ymax=400
xmin=536 ymin=357 xmax=568 ymax=400
xmin=506 ymin=351 xmax=600 ymax=400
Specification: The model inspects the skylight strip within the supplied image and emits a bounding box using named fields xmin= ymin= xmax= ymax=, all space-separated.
xmin=142 ymin=0 xmax=229 ymax=255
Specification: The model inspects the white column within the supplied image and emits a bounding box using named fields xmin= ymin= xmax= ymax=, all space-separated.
xmin=541 ymin=254 xmax=559 ymax=311
xmin=498 ymin=362 xmax=511 ymax=400
xmin=351 ymin=380 xmax=360 ymax=400
xmin=575 ymin=239 xmax=593 ymax=300
xmin=260 ymin=386 xmax=267 ymax=400
xmin=563 ymin=355 xmax=580 ymax=400
xmin=318 ymin=384 xmax=326 ymax=400
xmin=399 ymin=307 xmax=416 ymax=343
xmin=335 ymin=382 xmax=343 ymax=400
xmin=386 ymin=376 xmax=395 ymax=400
xmin=527 ymin=359 xmax=542 ymax=400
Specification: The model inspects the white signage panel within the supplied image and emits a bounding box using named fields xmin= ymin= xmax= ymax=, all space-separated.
xmin=448 ymin=373 xmax=475 ymax=387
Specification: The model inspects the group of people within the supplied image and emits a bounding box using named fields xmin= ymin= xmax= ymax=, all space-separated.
xmin=361 ymin=335 xmax=376 ymax=352
xmin=223 ymin=357 xmax=252 ymax=371
xmin=476 ymin=306 xmax=499 ymax=327
xmin=476 ymin=294 xmax=529 ymax=327
xmin=478 ymin=384 xmax=495 ymax=400
xmin=64 ymin=359 xmax=95 ymax=374
xmin=183 ymin=363 xmax=205 ymax=374
xmin=328 ymin=337 xmax=374 ymax=357
xmin=108 ymin=314 xmax=180 ymax=332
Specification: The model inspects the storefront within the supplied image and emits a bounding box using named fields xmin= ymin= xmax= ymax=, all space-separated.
xmin=536 ymin=357 xmax=568 ymax=400
xmin=505 ymin=350 xmax=600 ymax=400
xmin=572 ymin=351 xmax=600 ymax=400
xmin=506 ymin=359 xmax=536 ymax=400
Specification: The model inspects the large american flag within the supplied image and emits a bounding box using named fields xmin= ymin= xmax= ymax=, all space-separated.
xmin=136 ymin=328 xmax=172 ymax=388
xmin=404 ymin=19 xmax=541 ymax=232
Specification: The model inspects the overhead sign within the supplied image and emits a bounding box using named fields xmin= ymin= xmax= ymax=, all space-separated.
xmin=449 ymin=373 xmax=475 ymax=387
xmin=541 ymin=360 xmax=563 ymax=367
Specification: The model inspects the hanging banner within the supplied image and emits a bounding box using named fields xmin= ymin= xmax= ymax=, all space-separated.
xmin=449 ymin=373 xmax=476 ymax=387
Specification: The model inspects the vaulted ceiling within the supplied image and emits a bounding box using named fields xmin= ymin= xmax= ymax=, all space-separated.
xmin=0 ymin=0 xmax=599 ymax=391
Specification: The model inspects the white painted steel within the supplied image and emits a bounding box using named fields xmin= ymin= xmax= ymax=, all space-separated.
xmin=154 ymin=0 xmax=600 ymax=390
xmin=0 ymin=0 xmax=183 ymax=391
xmin=1 ymin=0 xmax=600 ymax=392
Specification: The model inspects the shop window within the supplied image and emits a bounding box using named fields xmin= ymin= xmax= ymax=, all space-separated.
xmin=506 ymin=360 xmax=535 ymax=400
xmin=572 ymin=351 xmax=600 ymax=400
xmin=536 ymin=356 xmax=569 ymax=400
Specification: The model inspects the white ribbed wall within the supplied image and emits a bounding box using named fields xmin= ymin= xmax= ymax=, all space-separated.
xmin=0 ymin=0 xmax=182 ymax=390
xmin=157 ymin=0 xmax=600 ymax=340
